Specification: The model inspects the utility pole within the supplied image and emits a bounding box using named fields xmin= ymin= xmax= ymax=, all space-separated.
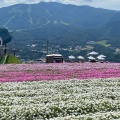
xmin=13 ymin=47 xmax=16 ymax=57
xmin=13 ymin=42 xmax=16 ymax=57
xmin=47 ymin=41 xmax=49 ymax=54
xmin=3 ymin=44 xmax=7 ymax=55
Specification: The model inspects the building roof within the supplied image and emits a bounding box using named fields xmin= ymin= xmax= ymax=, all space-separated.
xmin=0 ymin=28 xmax=12 ymax=46
xmin=46 ymin=54 xmax=62 ymax=57
xmin=77 ymin=56 xmax=84 ymax=59
xmin=68 ymin=55 xmax=75 ymax=59
xmin=88 ymin=56 xmax=96 ymax=60
xmin=87 ymin=51 xmax=98 ymax=55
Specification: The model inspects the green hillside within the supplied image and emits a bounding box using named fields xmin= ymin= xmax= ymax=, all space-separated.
xmin=0 ymin=2 xmax=120 ymax=61
xmin=6 ymin=54 xmax=22 ymax=64
xmin=0 ymin=55 xmax=5 ymax=64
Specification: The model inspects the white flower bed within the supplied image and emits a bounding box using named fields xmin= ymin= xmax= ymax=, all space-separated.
xmin=0 ymin=78 xmax=120 ymax=119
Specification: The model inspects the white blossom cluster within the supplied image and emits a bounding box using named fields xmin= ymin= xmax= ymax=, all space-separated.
xmin=0 ymin=78 xmax=120 ymax=119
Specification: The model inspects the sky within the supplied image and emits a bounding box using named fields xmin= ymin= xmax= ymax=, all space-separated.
xmin=0 ymin=0 xmax=120 ymax=11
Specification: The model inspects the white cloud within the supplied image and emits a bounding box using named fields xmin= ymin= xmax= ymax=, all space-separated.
xmin=87 ymin=0 xmax=120 ymax=10
xmin=0 ymin=0 xmax=120 ymax=10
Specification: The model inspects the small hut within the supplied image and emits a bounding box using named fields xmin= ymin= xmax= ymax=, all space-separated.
xmin=46 ymin=54 xmax=63 ymax=63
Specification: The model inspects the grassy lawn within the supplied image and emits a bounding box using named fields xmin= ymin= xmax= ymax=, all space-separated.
xmin=0 ymin=55 xmax=5 ymax=64
xmin=6 ymin=54 xmax=22 ymax=64
xmin=82 ymin=45 xmax=94 ymax=50
xmin=94 ymin=40 xmax=111 ymax=47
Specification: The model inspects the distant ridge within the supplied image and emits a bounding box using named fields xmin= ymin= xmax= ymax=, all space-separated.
xmin=0 ymin=2 xmax=119 ymax=42
xmin=0 ymin=2 xmax=120 ymax=61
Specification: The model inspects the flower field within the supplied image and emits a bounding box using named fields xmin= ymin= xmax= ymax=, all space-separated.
xmin=0 ymin=63 xmax=120 ymax=82
xmin=0 ymin=63 xmax=120 ymax=119
xmin=0 ymin=78 xmax=120 ymax=119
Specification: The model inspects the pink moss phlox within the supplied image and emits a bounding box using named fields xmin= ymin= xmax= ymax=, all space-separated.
xmin=0 ymin=63 xmax=120 ymax=82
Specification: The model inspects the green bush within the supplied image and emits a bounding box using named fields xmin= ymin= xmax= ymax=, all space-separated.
xmin=0 ymin=55 xmax=5 ymax=64
xmin=6 ymin=54 xmax=22 ymax=64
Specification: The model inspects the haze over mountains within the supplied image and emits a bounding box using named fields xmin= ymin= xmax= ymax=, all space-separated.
xmin=0 ymin=2 xmax=120 ymax=61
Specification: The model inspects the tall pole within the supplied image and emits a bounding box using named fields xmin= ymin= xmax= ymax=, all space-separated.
xmin=13 ymin=48 xmax=16 ymax=57
xmin=4 ymin=44 xmax=7 ymax=55
xmin=13 ymin=41 xmax=16 ymax=57
xmin=47 ymin=41 xmax=49 ymax=54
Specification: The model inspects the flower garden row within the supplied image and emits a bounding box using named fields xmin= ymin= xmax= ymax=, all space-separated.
xmin=0 ymin=78 xmax=120 ymax=119
xmin=0 ymin=63 xmax=120 ymax=82
xmin=0 ymin=62 xmax=120 ymax=119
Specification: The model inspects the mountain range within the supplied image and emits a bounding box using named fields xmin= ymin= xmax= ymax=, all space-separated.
xmin=0 ymin=2 xmax=120 ymax=61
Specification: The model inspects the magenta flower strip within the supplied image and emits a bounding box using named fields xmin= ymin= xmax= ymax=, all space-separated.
xmin=0 ymin=63 xmax=120 ymax=82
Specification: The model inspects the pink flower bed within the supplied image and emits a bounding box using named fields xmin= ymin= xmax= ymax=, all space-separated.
xmin=0 ymin=62 xmax=120 ymax=82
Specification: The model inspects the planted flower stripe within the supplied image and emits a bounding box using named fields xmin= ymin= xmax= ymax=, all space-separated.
xmin=0 ymin=78 xmax=120 ymax=119
xmin=0 ymin=63 xmax=120 ymax=82
xmin=0 ymin=63 xmax=120 ymax=119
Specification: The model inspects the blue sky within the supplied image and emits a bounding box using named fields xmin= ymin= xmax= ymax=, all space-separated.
xmin=1 ymin=0 xmax=120 ymax=11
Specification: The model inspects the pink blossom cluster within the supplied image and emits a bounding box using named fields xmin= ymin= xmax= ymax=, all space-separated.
xmin=0 ymin=62 xmax=120 ymax=82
